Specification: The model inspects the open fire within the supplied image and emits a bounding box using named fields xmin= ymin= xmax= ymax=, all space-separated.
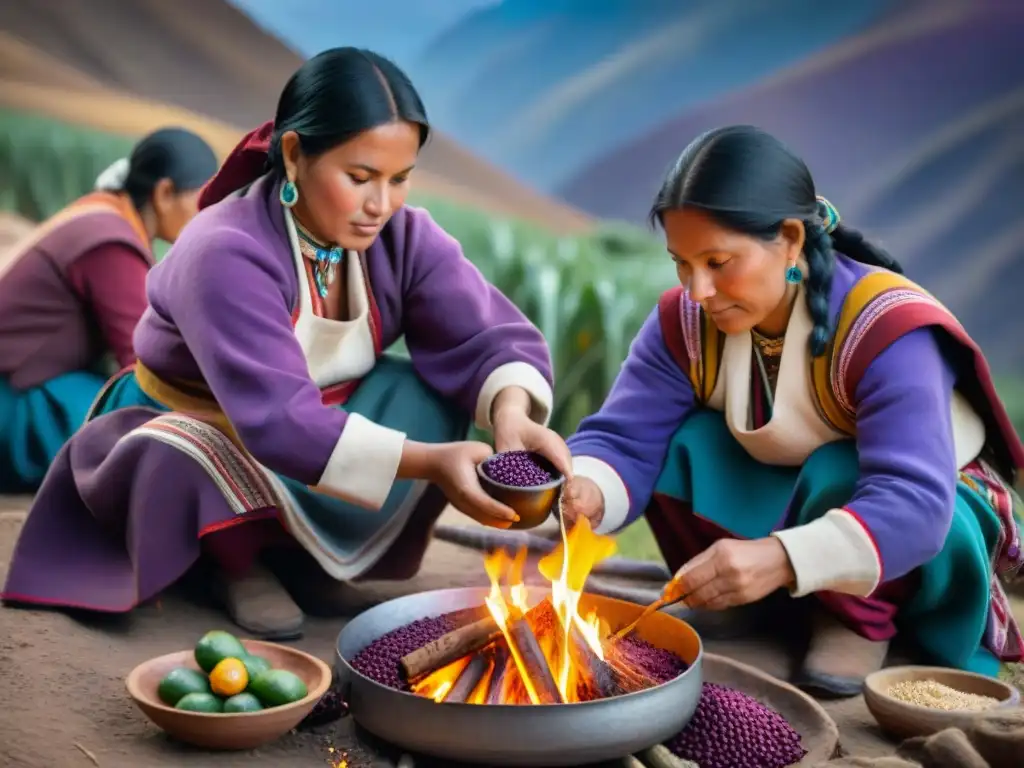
xmin=401 ymin=518 xmax=662 ymax=706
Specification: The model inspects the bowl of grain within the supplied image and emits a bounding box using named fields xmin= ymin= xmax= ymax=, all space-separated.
xmin=864 ymin=665 xmax=1021 ymax=740
xmin=476 ymin=450 xmax=565 ymax=530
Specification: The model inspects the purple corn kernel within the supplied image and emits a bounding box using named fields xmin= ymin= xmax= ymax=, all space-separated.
xmin=666 ymin=682 xmax=807 ymax=768
xmin=483 ymin=450 xmax=554 ymax=488
xmin=350 ymin=614 xmax=459 ymax=692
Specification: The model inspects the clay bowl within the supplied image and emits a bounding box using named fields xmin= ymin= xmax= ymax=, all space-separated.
xmin=476 ymin=451 xmax=565 ymax=530
xmin=864 ymin=665 xmax=1021 ymax=740
xmin=125 ymin=639 xmax=331 ymax=750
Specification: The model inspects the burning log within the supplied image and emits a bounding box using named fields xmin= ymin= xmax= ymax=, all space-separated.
xmin=442 ymin=651 xmax=491 ymax=704
xmin=485 ymin=644 xmax=510 ymax=705
xmin=524 ymin=595 xmax=623 ymax=701
xmin=400 ymin=599 xmax=558 ymax=685
xmin=399 ymin=616 xmax=502 ymax=682
xmin=505 ymin=608 xmax=563 ymax=704
xmin=568 ymin=624 xmax=624 ymax=701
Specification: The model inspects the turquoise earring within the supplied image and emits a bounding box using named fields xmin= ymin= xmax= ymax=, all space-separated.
xmin=785 ymin=265 xmax=803 ymax=284
xmin=280 ymin=180 xmax=299 ymax=208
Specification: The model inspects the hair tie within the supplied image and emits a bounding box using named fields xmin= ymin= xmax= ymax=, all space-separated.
xmin=816 ymin=196 xmax=841 ymax=234
xmin=94 ymin=157 xmax=130 ymax=192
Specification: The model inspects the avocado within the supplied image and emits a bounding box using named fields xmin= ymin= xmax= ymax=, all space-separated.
xmin=249 ymin=669 xmax=308 ymax=707
xmin=222 ymin=692 xmax=265 ymax=713
xmin=174 ymin=692 xmax=223 ymax=713
xmin=194 ymin=630 xmax=247 ymax=673
xmin=157 ymin=667 xmax=211 ymax=706
xmin=239 ymin=654 xmax=272 ymax=680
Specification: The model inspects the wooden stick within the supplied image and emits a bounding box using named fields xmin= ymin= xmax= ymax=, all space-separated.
xmin=485 ymin=644 xmax=511 ymax=705
xmin=73 ymin=743 xmax=100 ymax=766
xmin=441 ymin=651 xmax=491 ymax=704
xmin=444 ymin=604 xmax=492 ymax=626
xmin=568 ymin=624 xmax=623 ymax=700
xmin=584 ymin=576 xmax=663 ymax=606
xmin=525 ymin=596 xmax=559 ymax=635
xmin=401 ymin=599 xmax=557 ymax=683
xmin=399 ymin=616 xmax=502 ymax=682
xmin=639 ymin=745 xmax=699 ymax=768
xmin=505 ymin=613 xmax=563 ymax=704
xmin=594 ymin=557 xmax=671 ymax=582
xmin=519 ymin=598 xmax=623 ymax=700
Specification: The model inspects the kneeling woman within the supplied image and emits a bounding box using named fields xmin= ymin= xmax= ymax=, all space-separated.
xmin=562 ymin=126 xmax=1023 ymax=697
xmin=3 ymin=48 xmax=567 ymax=640
xmin=0 ymin=128 xmax=217 ymax=491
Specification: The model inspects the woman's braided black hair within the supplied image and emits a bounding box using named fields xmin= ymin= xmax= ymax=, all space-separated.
xmin=649 ymin=125 xmax=904 ymax=356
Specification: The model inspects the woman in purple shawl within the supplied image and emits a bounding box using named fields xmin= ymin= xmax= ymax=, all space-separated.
xmin=2 ymin=48 xmax=568 ymax=640
xmin=562 ymin=127 xmax=1023 ymax=697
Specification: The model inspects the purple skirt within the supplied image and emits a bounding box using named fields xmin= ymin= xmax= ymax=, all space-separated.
xmin=2 ymin=356 xmax=467 ymax=612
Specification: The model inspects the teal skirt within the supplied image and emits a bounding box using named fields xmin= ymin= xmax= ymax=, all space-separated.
xmin=647 ymin=410 xmax=1010 ymax=676
xmin=91 ymin=354 xmax=469 ymax=581
xmin=0 ymin=371 xmax=107 ymax=493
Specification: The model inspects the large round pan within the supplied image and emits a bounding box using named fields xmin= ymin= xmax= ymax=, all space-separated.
xmin=335 ymin=586 xmax=703 ymax=766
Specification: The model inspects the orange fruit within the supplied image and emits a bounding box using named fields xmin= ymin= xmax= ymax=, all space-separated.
xmin=209 ymin=657 xmax=249 ymax=697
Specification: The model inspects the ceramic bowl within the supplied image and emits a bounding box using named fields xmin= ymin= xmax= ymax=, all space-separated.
xmin=863 ymin=665 xmax=1021 ymax=740
xmin=125 ymin=639 xmax=331 ymax=750
xmin=476 ymin=452 xmax=565 ymax=530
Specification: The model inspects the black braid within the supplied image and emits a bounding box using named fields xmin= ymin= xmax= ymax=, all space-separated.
xmin=803 ymin=222 xmax=836 ymax=357
xmin=830 ymin=223 xmax=904 ymax=274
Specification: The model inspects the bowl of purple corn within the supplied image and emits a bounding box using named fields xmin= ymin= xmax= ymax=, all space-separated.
xmin=476 ymin=450 xmax=565 ymax=530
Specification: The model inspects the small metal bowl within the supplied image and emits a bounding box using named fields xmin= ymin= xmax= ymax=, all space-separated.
xmin=476 ymin=452 xmax=565 ymax=530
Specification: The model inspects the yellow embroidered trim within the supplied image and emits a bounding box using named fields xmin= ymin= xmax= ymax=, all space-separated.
xmin=134 ymin=361 xmax=241 ymax=446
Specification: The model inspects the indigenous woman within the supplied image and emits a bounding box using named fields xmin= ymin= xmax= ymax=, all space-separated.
xmin=0 ymin=128 xmax=217 ymax=492
xmin=562 ymin=126 xmax=1023 ymax=697
xmin=2 ymin=48 xmax=567 ymax=640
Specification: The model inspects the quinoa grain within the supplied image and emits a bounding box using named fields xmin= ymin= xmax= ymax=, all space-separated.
xmin=886 ymin=679 xmax=1001 ymax=711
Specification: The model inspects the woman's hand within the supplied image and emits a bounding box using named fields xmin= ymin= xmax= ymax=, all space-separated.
xmin=493 ymin=412 xmax=574 ymax=482
xmin=671 ymin=537 xmax=796 ymax=611
xmin=491 ymin=387 xmax=573 ymax=481
xmin=422 ymin=441 xmax=520 ymax=528
xmin=558 ymin=476 xmax=605 ymax=529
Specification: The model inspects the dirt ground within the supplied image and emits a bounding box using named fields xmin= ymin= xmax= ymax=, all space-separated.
xmin=0 ymin=495 xmax=1018 ymax=768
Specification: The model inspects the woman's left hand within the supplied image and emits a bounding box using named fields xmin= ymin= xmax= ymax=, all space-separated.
xmin=672 ymin=537 xmax=796 ymax=611
xmin=491 ymin=389 xmax=573 ymax=482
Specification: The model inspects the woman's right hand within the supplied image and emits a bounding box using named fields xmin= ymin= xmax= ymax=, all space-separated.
xmin=559 ymin=476 xmax=605 ymax=530
xmin=423 ymin=441 xmax=521 ymax=528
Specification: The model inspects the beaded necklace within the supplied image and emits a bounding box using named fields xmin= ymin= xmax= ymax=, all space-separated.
xmin=294 ymin=222 xmax=343 ymax=298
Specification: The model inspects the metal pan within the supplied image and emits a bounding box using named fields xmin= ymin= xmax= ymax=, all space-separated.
xmin=335 ymin=586 xmax=703 ymax=767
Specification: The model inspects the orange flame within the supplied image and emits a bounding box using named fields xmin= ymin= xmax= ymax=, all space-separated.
xmin=538 ymin=515 xmax=617 ymax=696
xmin=414 ymin=517 xmax=618 ymax=705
